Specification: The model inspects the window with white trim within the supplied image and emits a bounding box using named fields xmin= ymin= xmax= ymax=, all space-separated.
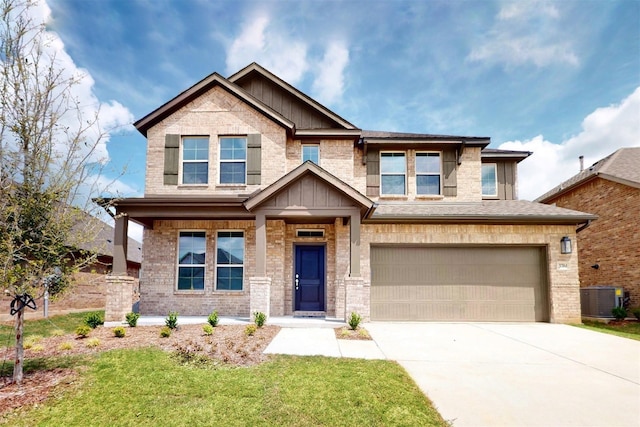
xmin=219 ymin=137 xmax=247 ymax=184
xmin=380 ymin=152 xmax=406 ymax=195
xmin=482 ymin=163 xmax=498 ymax=196
xmin=177 ymin=231 xmax=206 ymax=290
xmin=302 ymin=144 xmax=320 ymax=164
xmin=416 ymin=152 xmax=441 ymax=195
xmin=182 ymin=137 xmax=209 ymax=184
xmin=216 ymin=231 xmax=244 ymax=291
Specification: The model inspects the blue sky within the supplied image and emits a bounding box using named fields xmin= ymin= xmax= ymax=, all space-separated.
xmin=39 ymin=0 xmax=639 ymax=238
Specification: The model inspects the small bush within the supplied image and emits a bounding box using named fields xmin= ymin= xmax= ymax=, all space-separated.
xmin=51 ymin=329 xmax=65 ymax=337
xmin=86 ymin=338 xmax=101 ymax=348
xmin=348 ymin=312 xmax=362 ymax=330
xmin=125 ymin=312 xmax=140 ymax=327
xmin=84 ymin=312 xmax=104 ymax=329
xmin=203 ymin=324 xmax=214 ymax=336
xmin=113 ymin=326 xmax=126 ymax=338
xmin=612 ymin=306 xmax=627 ymax=321
xmin=75 ymin=324 xmax=91 ymax=338
xmin=23 ymin=335 xmax=43 ymax=349
xmin=31 ymin=344 xmax=44 ymax=352
xmin=632 ymin=308 xmax=640 ymax=321
xmin=254 ymin=311 xmax=267 ymax=327
xmin=358 ymin=328 xmax=370 ymax=338
xmin=59 ymin=342 xmax=74 ymax=351
xmin=160 ymin=326 xmax=172 ymax=338
xmin=340 ymin=328 xmax=351 ymax=338
xmin=245 ymin=324 xmax=257 ymax=336
xmin=165 ymin=311 xmax=179 ymax=329
xmin=207 ymin=310 xmax=219 ymax=327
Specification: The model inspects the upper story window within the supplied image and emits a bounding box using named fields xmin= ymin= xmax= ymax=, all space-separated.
xmin=177 ymin=231 xmax=206 ymax=290
xmin=380 ymin=152 xmax=406 ymax=195
xmin=482 ymin=163 xmax=497 ymax=197
xmin=302 ymin=144 xmax=320 ymax=164
xmin=416 ymin=152 xmax=441 ymax=195
xmin=182 ymin=137 xmax=209 ymax=184
xmin=216 ymin=231 xmax=244 ymax=291
xmin=219 ymin=137 xmax=247 ymax=184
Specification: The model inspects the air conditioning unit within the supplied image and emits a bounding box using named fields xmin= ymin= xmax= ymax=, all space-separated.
xmin=580 ymin=286 xmax=624 ymax=318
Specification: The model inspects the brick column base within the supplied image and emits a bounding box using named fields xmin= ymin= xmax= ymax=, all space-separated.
xmin=345 ymin=277 xmax=366 ymax=321
xmin=105 ymin=275 xmax=135 ymax=322
xmin=249 ymin=277 xmax=271 ymax=320
xmin=335 ymin=278 xmax=346 ymax=320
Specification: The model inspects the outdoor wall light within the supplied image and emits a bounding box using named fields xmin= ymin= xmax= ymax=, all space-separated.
xmin=560 ymin=236 xmax=572 ymax=254
xmin=591 ymin=263 xmax=599 ymax=270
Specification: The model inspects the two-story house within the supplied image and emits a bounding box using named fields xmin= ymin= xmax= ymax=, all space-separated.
xmin=105 ymin=63 xmax=595 ymax=324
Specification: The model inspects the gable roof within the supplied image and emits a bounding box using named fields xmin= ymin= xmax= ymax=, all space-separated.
xmin=228 ymin=62 xmax=358 ymax=131
xmin=133 ymin=72 xmax=295 ymax=137
xmin=244 ymin=161 xmax=374 ymax=213
xmin=536 ymin=147 xmax=640 ymax=203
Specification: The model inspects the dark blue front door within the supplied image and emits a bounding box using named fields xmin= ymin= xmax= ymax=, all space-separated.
xmin=295 ymin=245 xmax=325 ymax=311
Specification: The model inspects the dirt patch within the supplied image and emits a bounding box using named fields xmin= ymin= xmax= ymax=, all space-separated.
xmin=0 ymin=324 xmax=280 ymax=418
xmin=334 ymin=326 xmax=372 ymax=340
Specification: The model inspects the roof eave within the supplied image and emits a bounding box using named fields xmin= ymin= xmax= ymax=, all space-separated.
xmin=366 ymin=214 xmax=598 ymax=225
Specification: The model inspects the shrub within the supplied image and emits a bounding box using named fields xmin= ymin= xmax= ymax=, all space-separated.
xmin=75 ymin=324 xmax=91 ymax=338
xmin=51 ymin=329 xmax=65 ymax=337
xmin=203 ymin=324 xmax=214 ymax=336
xmin=165 ymin=311 xmax=179 ymax=329
xmin=358 ymin=328 xmax=370 ymax=338
xmin=254 ymin=311 xmax=267 ymax=327
xmin=59 ymin=342 xmax=74 ymax=351
xmin=31 ymin=344 xmax=44 ymax=352
xmin=612 ymin=306 xmax=627 ymax=321
xmin=125 ymin=312 xmax=140 ymax=327
xmin=207 ymin=310 xmax=219 ymax=327
xmin=113 ymin=326 xmax=126 ymax=338
xmin=84 ymin=312 xmax=104 ymax=329
xmin=23 ymin=335 xmax=43 ymax=349
xmin=632 ymin=308 xmax=640 ymax=321
xmin=160 ymin=326 xmax=172 ymax=338
xmin=86 ymin=338 xmax=101 ymax=348
xmin=348 ymin=312 xmax=362 ymax=330
xmin=245 ymin=324 xmax=257 ymax=336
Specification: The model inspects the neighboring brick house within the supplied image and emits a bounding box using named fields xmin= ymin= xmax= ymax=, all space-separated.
xmin=536 ymin=148 xmax=640 ymax=308
xmin=0 ymin=216 xmax=142 ymax=321
xmin=106 ymin=63 xmax=595 ymax=324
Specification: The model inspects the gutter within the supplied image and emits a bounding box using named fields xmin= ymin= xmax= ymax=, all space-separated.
xmin=576 ymin=219 xmax=592 ymax=233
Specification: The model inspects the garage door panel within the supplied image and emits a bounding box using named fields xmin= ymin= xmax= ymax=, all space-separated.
xmin=371 ymin=246 xmax=548 ymax=322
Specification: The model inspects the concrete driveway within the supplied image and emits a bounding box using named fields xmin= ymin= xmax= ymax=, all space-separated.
xmin=365 ymin=323 xmax=640 ymax=427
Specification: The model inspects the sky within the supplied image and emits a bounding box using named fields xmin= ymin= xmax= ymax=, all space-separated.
xmin=33 ymin=0 xmax=640 ymax=240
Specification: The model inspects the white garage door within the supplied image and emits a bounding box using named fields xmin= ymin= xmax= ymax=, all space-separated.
xmin=370 ymin=246 xmax=549 ymax=321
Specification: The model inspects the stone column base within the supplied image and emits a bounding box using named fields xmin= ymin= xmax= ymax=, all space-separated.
xmin=105 ymin=275 xmax=135 ymax=322
xmin=249 ymin=277 xmax=271 ymax=320
xmin=345 ymin=276 xmax=366 ymax=321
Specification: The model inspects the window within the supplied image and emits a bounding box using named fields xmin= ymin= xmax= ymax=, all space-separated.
xmin=380 ymin=152 xmax=406 ymax=195
xmin=182 ymin=137 xmax=209 ymax=184
xmin=216 ymin=231 xmax=244 ymax=291
xmin=416 ymin=152 xmax=441 ymax=195
xmin=482 ymin=163 xmax=498 ymax=196
xmin=297 ymin=229 xmax=325 ymax=238
xmin=177 ymin=231 xmax=206 ymax=290
xmin=219 ymin=137 xmax=247 ymax=184
xmin=302 ymin=144 xmax=320 ymax=164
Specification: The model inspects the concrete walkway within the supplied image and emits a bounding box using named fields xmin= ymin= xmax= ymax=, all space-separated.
xmin=365 ymin=322 xmax=640 ymax=427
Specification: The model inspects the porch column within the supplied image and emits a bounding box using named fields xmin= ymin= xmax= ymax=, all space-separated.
xmin=255 ymin=211 xmax=267 ymax=276
xmin=349 ymin=210 xmax=360 ymax=276
xmin=113 ymin=214 xmax=128 ymax=275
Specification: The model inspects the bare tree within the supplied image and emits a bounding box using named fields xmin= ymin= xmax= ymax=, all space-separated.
xmin=0 ymin=0 xmax=125 ymax=384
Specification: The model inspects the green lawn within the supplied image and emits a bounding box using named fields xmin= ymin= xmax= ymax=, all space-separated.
xmin=0 ymin=311 xmax=104 ymax=347
xmin=575 ymin=320 xmax=640 ymax=341
xmin=2 ymin=348 xmax=447 ymax=426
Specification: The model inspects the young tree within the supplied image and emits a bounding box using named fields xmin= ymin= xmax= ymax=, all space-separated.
xmin=0 ymin=0 xmax=128 ymax=384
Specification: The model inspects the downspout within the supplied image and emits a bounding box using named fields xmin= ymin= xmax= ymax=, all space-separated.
xmin=576 ymin=220 xmax=591 ymax=233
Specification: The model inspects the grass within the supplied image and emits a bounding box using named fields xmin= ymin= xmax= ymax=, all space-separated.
xmin=0 ymin=311 xmax=105 ymax=348
xmin=575 ymin=320 xmax=640 ymax=341
xmin=2 ymin=349 xmax=447 ymax=426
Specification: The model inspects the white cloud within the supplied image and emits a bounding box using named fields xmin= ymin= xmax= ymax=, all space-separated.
xmin=225 ymin=14 xmax=350 ymax=105
xmin=311 ymin=41 xmax=349 ymax=105
xmin=468 ymin=1 xmax=578 ymax=68
xmin=500 ymin=87 xmax=640 ymax=200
